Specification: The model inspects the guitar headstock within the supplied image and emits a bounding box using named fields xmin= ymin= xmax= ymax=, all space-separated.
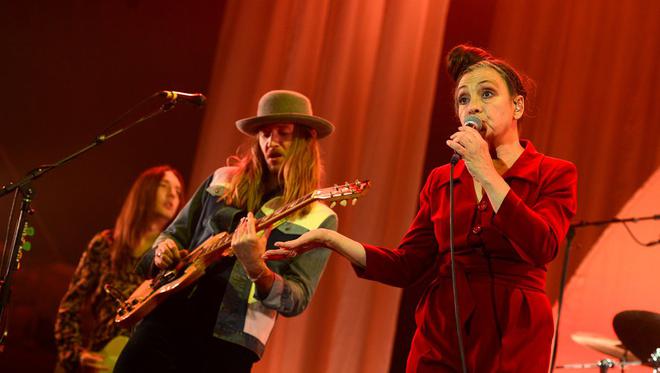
xmin=312 ymin=180 xmax=371 ymax=207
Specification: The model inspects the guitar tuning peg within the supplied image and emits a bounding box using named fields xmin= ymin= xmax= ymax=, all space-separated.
xmin=330 ymin=201 xmax=336 ymax=208
xmin=339 ymin=200 xmax=348 ymax=207
xmin=355 ymin=179 xmax=361 ymax=186
xmin=352 ymin=198 xmax=358 ymax=206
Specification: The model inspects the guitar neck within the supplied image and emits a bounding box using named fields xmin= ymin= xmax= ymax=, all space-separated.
xmin=253 ymin=193 xmax=314 ymax=231
xmin=185 ymin=180 xmax=369 ymax=262
xmin=186 ymin=193 xmax=315 ymax=261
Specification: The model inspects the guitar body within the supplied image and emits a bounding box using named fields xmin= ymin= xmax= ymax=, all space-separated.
xmin=114 ymin=259 xmax=207 ymax=327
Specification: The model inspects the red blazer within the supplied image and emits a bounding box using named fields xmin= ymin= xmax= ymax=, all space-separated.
xmin=357 ymin=140 xmax=577 ymax=372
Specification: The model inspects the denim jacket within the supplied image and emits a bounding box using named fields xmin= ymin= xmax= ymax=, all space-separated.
xmin=136 ymin=167 xmax=336 ymax=358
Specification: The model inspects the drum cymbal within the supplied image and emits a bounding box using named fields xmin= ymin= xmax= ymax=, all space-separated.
xmin=570 ymin=333 xmax=637 ymax=361
xmin=613 ymin=310 xmax=660 ymax=365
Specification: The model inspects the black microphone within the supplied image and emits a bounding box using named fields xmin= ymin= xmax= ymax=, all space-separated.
xmin=450 ymin=115 xmax=483 ymax=165
xmin=159 ymin=90 xmax=207 ymax=106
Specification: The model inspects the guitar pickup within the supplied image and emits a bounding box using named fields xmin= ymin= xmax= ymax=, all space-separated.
xmin=163 ymin=270 xmax=177 ymax=281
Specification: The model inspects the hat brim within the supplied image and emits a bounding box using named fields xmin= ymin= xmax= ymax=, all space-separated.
xmin=236 ymin=114 xmax=334 ymax=139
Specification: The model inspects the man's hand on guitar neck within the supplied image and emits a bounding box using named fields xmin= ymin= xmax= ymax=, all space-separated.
xmin=232 ymin=212 xmax=276 ymax=294
xmin=154 ymin=238 xmax=189 ymax=269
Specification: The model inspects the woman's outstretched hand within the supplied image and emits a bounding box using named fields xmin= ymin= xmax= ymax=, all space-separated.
xmin=264 ymin=228 xmax=367 ymax=268
xmin=263 ymin=229 xmax=331 ymax=261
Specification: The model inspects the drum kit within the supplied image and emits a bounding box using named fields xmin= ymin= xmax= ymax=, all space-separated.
xmin=556 ymin=310 xmax=660 ymax=372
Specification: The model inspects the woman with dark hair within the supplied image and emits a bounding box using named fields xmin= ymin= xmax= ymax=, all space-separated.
xmin=54 ymin=165 xmax=184 ymax=372
xmin=267 ymin=46 xmax=578 ymax=372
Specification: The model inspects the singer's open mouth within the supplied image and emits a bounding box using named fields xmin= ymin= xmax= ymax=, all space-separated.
xmin=267 ymin=152 xmax=284 ymax=160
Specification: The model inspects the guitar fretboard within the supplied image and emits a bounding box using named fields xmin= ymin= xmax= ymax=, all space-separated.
xmin=185 ymin=191 xmax=316 ymax=262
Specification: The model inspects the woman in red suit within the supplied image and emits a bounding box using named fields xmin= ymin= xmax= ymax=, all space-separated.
xmin=266 ymin=45 xmax=578 ymax=372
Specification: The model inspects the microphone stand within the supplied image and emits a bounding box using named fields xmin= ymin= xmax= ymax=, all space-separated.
xmin=549 ymin=214 xmax=660 ymax=372
xmin=449 ymin=156 xmax=468 ymax=373
xmin=0 ymin=92 xmax=183 ymax=351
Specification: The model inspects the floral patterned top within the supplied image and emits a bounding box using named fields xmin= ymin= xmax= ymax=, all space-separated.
xmin=54 ymin=230 xmax=144 ymax=372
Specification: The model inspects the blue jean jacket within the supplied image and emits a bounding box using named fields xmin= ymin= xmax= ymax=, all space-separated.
xmin=136 ymin=168 xmax=337 ymax=358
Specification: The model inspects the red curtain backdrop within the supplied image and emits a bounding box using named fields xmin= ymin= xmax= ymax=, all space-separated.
xmin=189 ymin=1 xmax=450 ymax=372
xmin=487 ymin=0 xmax=660 ymax=301
xmin=485 ymin=0 xmax=660 ymax=367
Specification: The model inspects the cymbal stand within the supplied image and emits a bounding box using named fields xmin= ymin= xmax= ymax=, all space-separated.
xmin=650 ymin=348 xmax=660 ymax=373
xmin=597 ymin=359 xmax=615 ymax=373
xmin=550 ymin=214 xmax=660 ymax=373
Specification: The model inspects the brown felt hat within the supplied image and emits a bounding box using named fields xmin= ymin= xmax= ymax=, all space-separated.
xmin=236 ymin=90 xmax=334 ymax=139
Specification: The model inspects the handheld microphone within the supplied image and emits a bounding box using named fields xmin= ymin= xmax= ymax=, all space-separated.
xmin=450 ymin=115 xmax=483 ymax=165
xmin=159 ymin=90 xmax=207 ymax=106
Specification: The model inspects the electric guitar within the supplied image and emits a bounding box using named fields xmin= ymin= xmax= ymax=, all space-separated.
xmin=113 ymin=180 xmax=370 ymax=327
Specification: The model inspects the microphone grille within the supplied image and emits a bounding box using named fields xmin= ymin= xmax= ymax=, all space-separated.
xmin=463 ymin=115 xmax=483 ymax=131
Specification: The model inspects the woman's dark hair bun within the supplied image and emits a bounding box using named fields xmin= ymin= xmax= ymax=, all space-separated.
xmin=447 ymin=44 xmax=493 ymax=82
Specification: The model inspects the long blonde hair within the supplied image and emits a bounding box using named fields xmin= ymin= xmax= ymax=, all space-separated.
xmin=222 ymin=126 xmax=322 ymax=215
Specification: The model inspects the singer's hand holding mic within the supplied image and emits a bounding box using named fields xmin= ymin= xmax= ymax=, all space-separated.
xmin=446 ymin=115 xmax=495 ymax=181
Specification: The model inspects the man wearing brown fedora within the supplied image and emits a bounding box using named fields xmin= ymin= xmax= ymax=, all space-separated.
xmin=115 ymin=90 xmax=337 ymax=372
